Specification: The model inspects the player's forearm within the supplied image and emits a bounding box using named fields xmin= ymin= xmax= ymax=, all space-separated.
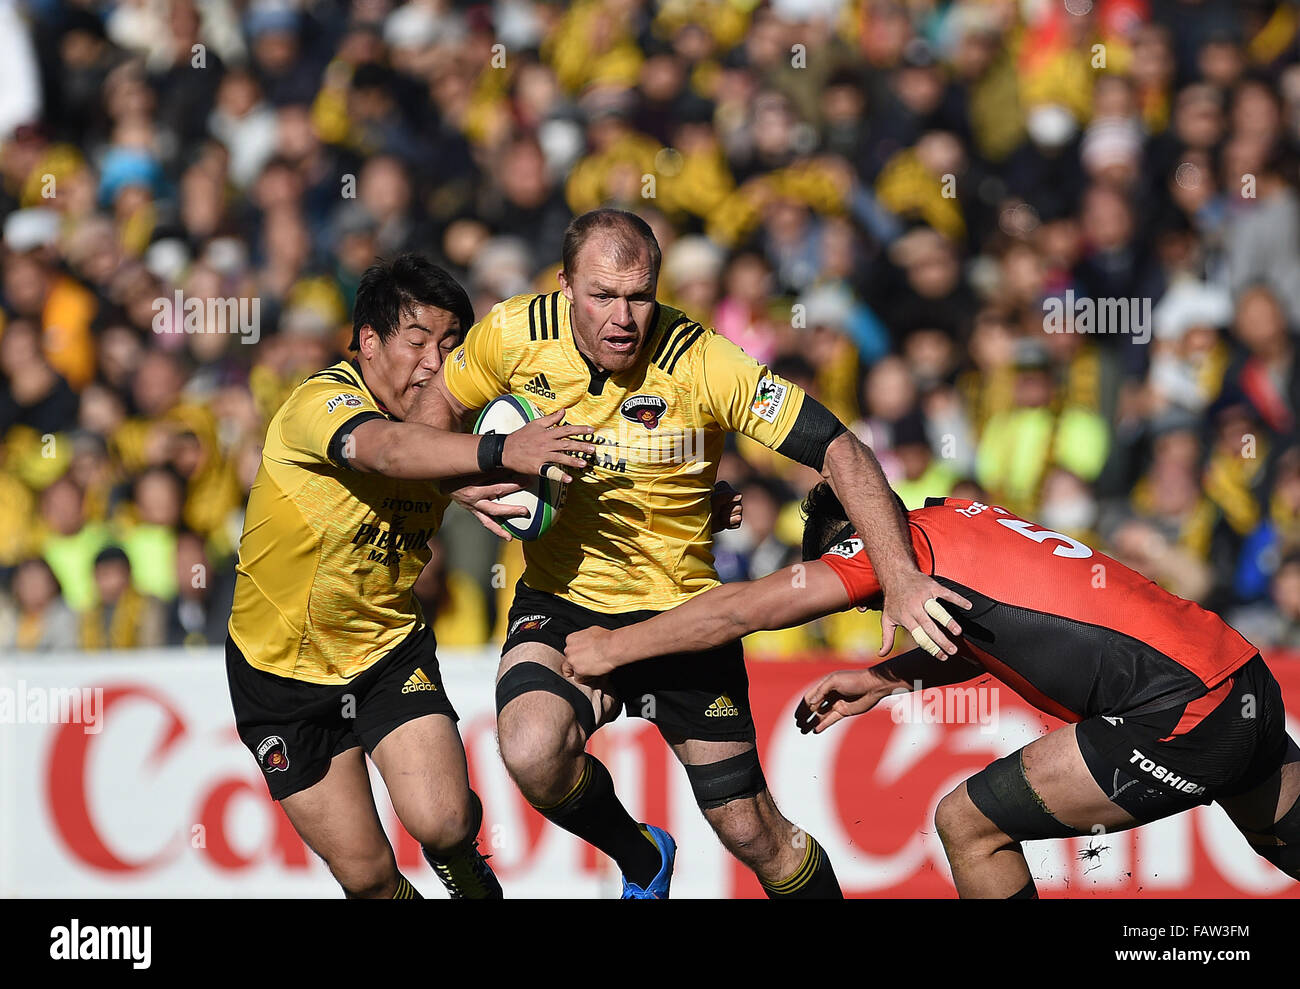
xmin=822 ymin=433 xmax=918 ymax=590
xmin=608 ymin=583 xmax=758 ymax=667
xmin=869 ymin=648 xmax=983 ymax=694
xmin=359 ymin=422 xmax=486 ymax=479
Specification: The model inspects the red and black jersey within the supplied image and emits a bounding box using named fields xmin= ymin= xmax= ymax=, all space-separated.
xmin=821 ymin=497 xmax=1258 ymax=722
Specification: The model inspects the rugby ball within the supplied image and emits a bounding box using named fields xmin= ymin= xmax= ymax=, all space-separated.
xmin=473 ymin=394 xmax=567 ymax=540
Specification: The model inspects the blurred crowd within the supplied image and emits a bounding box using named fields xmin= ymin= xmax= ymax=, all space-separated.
xmin=5 ymin=0 xmax=1300 ymax=656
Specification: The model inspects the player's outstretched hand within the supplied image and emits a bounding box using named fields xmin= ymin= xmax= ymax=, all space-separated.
xmin=796 ymin=670 xmax=881 ymax=735
xmin=710 ymin=480 xmax=743 ymax=532
xmin=503 ymin=408 xmax=597 ymax=483
xmin=561 ymin=626 xmax=615 ymax=683
xmin=449 ymin=478 xmax=527 ymax=540
xmin=880 ymin=570 xmax=972 ymax=659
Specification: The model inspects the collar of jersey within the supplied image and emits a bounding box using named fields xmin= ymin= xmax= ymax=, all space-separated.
xmin=347 ymin=357 xmax=396 ymax=419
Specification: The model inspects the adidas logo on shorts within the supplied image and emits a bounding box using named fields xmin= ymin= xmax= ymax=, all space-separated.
xmin=705 ymin=694 xmax=739 ymax=718
xmin=402 ymin=668 xmax=438 ymax=694
xmin=525 ymin=373 xmax=557 ymax=400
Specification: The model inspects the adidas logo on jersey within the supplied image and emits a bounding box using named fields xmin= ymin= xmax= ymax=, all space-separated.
xmin=402 ymin=668 xmax=438 ymax=694
xmin=705 ymin=694 xmax=740 ymax=718
xmin=525 ymin=373 xmax=557 ymax=400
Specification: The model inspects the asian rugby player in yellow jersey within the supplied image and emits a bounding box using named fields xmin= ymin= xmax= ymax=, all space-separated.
xmin=226 ymin=254 xmax=595 ymax=898
xmin=409 ymin=210 xmax=972 ymax=898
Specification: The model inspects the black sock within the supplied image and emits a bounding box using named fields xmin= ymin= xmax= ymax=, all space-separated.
xmin=392 ymin=875 xmax=423 ymax=899
xmin=534 ymin=754 xmax=661 ymax=887
xmin=1008 ymin=879 xmax=1038 ymax=899
xmin=760 ymin=835 xmax=843 ymax=899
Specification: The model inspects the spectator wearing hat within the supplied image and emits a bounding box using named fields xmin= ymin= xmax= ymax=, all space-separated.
xmin=659 ymin=234 xmax=724 ymax=322
xmin=246 ymin=0 xmax=326 ymax=107
xmin=1147 ymin=276 xmax=1235 ymax=416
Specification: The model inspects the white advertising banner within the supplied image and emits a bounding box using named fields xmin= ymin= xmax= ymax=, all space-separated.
xmin=2 ymin=650 xmax=1298 ymax=898
xmin=0 ymin=649 xmax=726 ymax=898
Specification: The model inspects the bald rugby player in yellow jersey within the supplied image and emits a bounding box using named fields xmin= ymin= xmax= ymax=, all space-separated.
xmin=412 ymin=210 xmax=971 ymax=898
xmin=226 ymin=254 xmax=595 ymax=899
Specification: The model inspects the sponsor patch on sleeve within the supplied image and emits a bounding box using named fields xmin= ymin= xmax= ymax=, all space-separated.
xmin=326 ymin=393 xmax=365 ymax=414
xmin=824 ymin=538 xmax=864 ymax=559
xmin=750 ymin=377 xmax=788 ymax=423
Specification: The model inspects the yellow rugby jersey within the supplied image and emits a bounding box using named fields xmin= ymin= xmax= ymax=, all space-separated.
xmin=444 ymin=291 xmax=807 ymax=612
xmin=229 ymin=359 xmax=450 ymax=684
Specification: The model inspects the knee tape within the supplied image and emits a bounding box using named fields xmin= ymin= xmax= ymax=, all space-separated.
xmin=966 ymin=751 xmax=1082 ymax=843
xmin=495 ymin=661 xmax=596 ymax=739
xmin=683 ymin=749 xmax=767 ymax=809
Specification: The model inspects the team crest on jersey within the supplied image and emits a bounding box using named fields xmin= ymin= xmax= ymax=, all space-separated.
xmin=509 ymin=614 xmax=551 ymax=636
xmin=825 ymin=538 xmax=864 ymax=559
xmin=326 ymin=393 xmax=364 ymax=414
xmin=750 ymin=377 xmax=788 ymax=423
xmin=257 ymin=735 xmax=290 ymax=773
xmin=621 ymin=394 xmax=667 ymax=430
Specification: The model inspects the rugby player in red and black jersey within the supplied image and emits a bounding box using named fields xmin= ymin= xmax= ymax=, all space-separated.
xmin=563 ymin=484 xmax=1300 ymax=897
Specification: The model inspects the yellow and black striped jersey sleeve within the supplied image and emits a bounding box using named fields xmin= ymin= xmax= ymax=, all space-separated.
xmin=444 ymin=300 xmax=510 ymax=412
xmin=275 ymin=364 xmax=385 ymax=467
xmin=229 ymin=359 xmax=450 ymax=684
xmin=694 ymin=332 xmax=807 ymax=451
